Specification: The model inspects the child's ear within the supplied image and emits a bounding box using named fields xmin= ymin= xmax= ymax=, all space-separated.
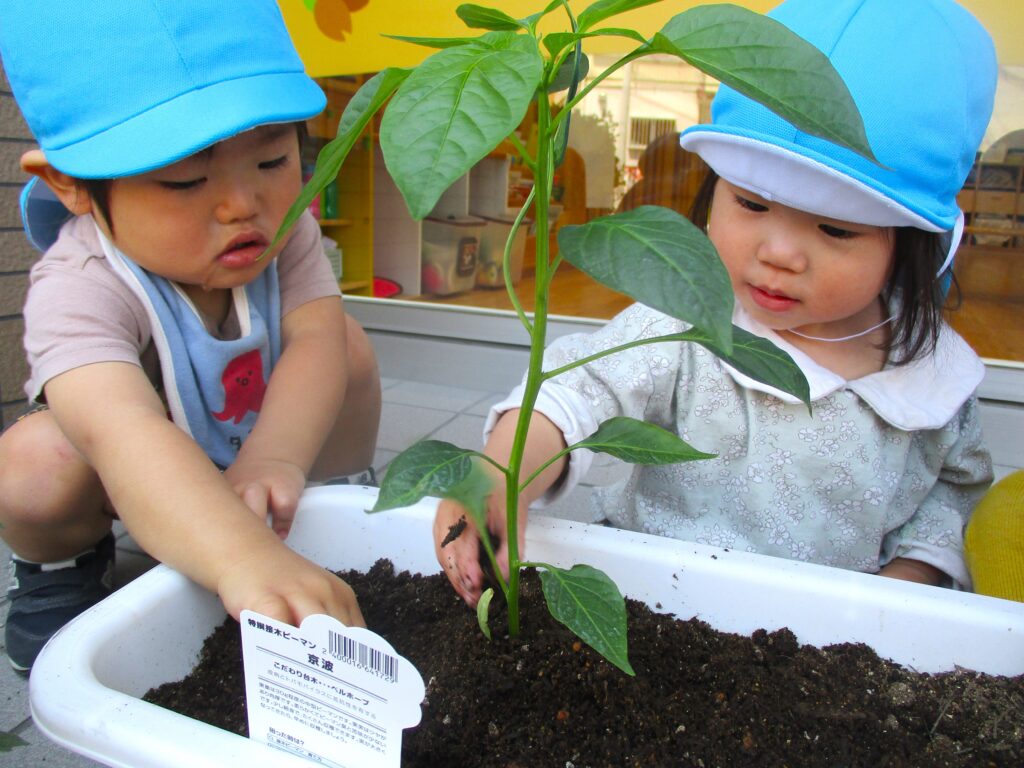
xmin=20 ymin=149 xmax=94 ymax=216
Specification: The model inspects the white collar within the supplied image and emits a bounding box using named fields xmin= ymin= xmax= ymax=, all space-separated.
xmin=722 ymin=305 xmax=983 ymax=430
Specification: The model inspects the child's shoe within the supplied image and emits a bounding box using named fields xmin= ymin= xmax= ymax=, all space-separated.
xmin=4 ymin=533 xmax=116 ymax=675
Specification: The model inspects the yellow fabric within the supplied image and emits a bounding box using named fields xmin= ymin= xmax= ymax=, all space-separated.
xmin=964 ymin=470 xmax=1024 ymax=602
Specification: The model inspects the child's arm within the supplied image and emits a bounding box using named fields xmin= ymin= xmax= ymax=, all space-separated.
xmin=225 ymin=295 xmax=349 ymax=537
xmin=44 ymin=360 xmax=364 ymax=627
xmin=434 ymin=408 xmax=568 ymax=606
xmin=877 ymin=558 xmax=944 ymax=585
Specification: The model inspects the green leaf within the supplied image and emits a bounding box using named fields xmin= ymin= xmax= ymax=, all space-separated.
xmin=650 ymin=5 xmax=875 ymax=161
xmin=456 ymin=4 xmax=524 ymax=31
xmin=573 ymin=416 xmax=714 ymax=464
xmin=544 ymin=28 xmax=647 ymax=57
xmin=380 ymin=32 xmax=544 ymax=219
xmin=384 ymin=34 xmax=478 ymax=50
xmin=577 ymin=0 xmax=664 ymax=32
xmin=476 ymin=587 xmax=495 ymax=640
xmin=266 ymin=68 xmax=410 ymax=256
xmin=0 ymin=730 xmax=28 ymax=752
xmin=443 ymin=460 xmax=495 ymax=536
xmin=370 ymin=440 xmax=476 ymax=512
xmin=671 ymin=325 xmax=811 ymax=406
xmin=558 ymin=205 xmax=734 ymax=353
xmin=548 ymin=51 xmax=590 ymax=93
xmin=539 ymin=565 xmax=634 ymax=675
xmin=302 ymin=0 xmax=316 ymax=11
xmin=524 ymin=0 xmax=569 ymax=32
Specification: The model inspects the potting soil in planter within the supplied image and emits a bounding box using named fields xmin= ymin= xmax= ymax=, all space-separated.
xmin=145 ymin=560 xmax=1024 ymax=767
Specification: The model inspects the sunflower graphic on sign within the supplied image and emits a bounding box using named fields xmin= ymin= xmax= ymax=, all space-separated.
xmin=302 ymin=0 xmax=370 ymax=41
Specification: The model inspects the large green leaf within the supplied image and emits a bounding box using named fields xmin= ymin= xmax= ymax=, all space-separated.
xmin=573 ymin=416 xmax=714 ymax=464
xmin=385 ymin=34 xmax=478 ymax=50
xmin=266 ymin=68 xmax=410 ymax=255
xmin=673 ymin=325 xmax=811 ymax=406
xmin=558 ymin=205 xmax=734 ymax=352
xmin=650 ymin=5 xmax=875 ymax=161
xmin=380 ymin=32 xmax=544 ymax=219
xmin=370 ymin=440 xmax=476 ymax=512
xmin=538 ymin=565 xmax=634 ymax=675
xmin=577 ymin=0 xmax=665 ymax=32
xmin=456 ymin=4 xmax=524 ymax=31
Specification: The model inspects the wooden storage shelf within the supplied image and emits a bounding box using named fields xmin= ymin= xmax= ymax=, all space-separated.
xmin=339 ymin=280 xmax=371 ymax=293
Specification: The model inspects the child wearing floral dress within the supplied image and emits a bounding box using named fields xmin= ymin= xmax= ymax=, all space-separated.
xmin=434 ymin=0 xmax=996 ymax=605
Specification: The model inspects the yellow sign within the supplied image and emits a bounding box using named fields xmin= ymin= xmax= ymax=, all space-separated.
xmin=281 ymin=0 xmax=1024 ymax=77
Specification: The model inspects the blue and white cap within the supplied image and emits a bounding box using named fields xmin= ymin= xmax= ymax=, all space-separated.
xmin=680 ymin=0 xmax=997 ymax=243
xmin=1 ymin=0 xmax=326 ymax=250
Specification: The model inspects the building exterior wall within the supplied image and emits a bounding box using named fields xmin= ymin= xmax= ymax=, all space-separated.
xmin=0 ymin=63 xmax=35 ymax=430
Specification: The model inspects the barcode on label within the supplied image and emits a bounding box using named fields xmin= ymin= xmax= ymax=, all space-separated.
xmin=328 ymin=630 xmax=398 ymax=683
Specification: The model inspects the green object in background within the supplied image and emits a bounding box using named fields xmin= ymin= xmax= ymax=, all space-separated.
xmin=322 ymin=180 xmax=339 ymax=219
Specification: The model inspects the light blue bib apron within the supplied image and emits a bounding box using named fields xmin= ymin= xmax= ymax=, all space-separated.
xmin=97 ymin=227 xmax=282 ymax=468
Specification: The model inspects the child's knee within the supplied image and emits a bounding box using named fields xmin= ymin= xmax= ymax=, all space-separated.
xmin=0 ymin=409 xmax=102 ymax=526
xmin=965 ymin=470 xmax=1024 ymax=602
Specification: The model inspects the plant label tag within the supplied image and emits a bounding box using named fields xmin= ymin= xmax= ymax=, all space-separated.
xmin=240 ymin=610 xmax=425 ymax=768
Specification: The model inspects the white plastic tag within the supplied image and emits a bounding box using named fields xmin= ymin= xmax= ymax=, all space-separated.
xmin=240 ymin=611 xmax=425 ymax=768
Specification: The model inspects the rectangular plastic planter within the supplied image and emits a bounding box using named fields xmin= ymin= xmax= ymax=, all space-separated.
xmin=30 ymin=485 xmax=1024 ymax=768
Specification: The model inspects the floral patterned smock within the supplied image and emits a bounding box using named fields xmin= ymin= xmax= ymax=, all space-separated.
xmin=486 ymin=303 xmax=993 ymax=588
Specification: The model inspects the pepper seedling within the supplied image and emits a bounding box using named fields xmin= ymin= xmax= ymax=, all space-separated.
xmin=269 ymin=0 xmax=873 ymax=675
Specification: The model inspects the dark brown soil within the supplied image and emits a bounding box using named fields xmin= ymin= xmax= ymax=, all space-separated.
xmin=146 ymin=559 xmax=1024 ymax=767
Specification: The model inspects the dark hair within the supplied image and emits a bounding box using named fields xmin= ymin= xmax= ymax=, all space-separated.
xmin=74 ymin=121 xmax=309 ymax=235
xmin=688 ymin=170 xmax=956 ymax=366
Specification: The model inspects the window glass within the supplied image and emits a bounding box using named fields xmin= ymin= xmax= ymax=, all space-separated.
xmin=949 ymin=65 xmax=1024 ymax=364
xmin=307 ymin=58 xmax=1023 ymax=366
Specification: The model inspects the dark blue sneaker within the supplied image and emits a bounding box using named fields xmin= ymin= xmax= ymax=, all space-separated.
xmin=5 ymin=533 xmax=115 ymax=675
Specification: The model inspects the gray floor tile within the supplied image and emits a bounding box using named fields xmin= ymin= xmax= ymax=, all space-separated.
xmin=464 ymin=393 xmax=507 ymax=417
xmin=0 ymin=662 xmax=29 ymax=731
xmin=423 ymin=413 xmax=487 ymax=450
xmin=376 ymin=401 xmax=456 ymax=453
xmin=382 ymin=380 xmax=491 ymax=413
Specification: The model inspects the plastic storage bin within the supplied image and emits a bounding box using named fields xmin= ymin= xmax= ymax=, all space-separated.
xmin=420 ymin=215 xmax=485 ymax=296
xmin=475 ymin=214 xmax=527 ymax=288
xmin=30 ymin=486 xmax=1024 ymax=768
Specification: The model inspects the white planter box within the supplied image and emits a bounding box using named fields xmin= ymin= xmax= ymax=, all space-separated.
xmin=30 ymin=486 xmax=1024 ymax=768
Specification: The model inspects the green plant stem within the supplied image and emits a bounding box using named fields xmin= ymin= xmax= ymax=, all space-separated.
xmin=542 ymin=332 xmax=699 ymax=381
xmin=506 ymin=187 xmax=536 ymax=333
xmin=504 ymin=88 xmax=557 ymax=637
xmin=552 ymin=48 xmax=647 ymax=131
xmin=519 ymin=446 xmax=572 ymax=495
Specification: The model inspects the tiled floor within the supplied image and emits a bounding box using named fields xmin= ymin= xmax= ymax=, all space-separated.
xmin=0 ymin=375 xmax=613 ymax=767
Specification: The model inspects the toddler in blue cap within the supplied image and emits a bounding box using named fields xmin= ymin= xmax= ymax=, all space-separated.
xmin=435 ymin=0 xmax=997 ymax=606
xmin=0 ymin=0 xmax=381 ymax=673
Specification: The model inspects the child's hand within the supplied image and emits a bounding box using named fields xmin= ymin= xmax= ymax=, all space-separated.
xmin=433 ymin=495 xmax=528 ymax=607
xmin=217 ymin=541 xmax=366 ymax=629
xmin=224 ymin=458 xmax=307 ymax=539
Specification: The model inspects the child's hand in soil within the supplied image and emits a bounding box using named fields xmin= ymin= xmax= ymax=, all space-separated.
xmin=224 ymin=457 xmax=306 ymax=539
xmin=433 ymin=496 xmax=527 ymax=607
xmin=216 ymin=539 xmax=366 ymax=628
